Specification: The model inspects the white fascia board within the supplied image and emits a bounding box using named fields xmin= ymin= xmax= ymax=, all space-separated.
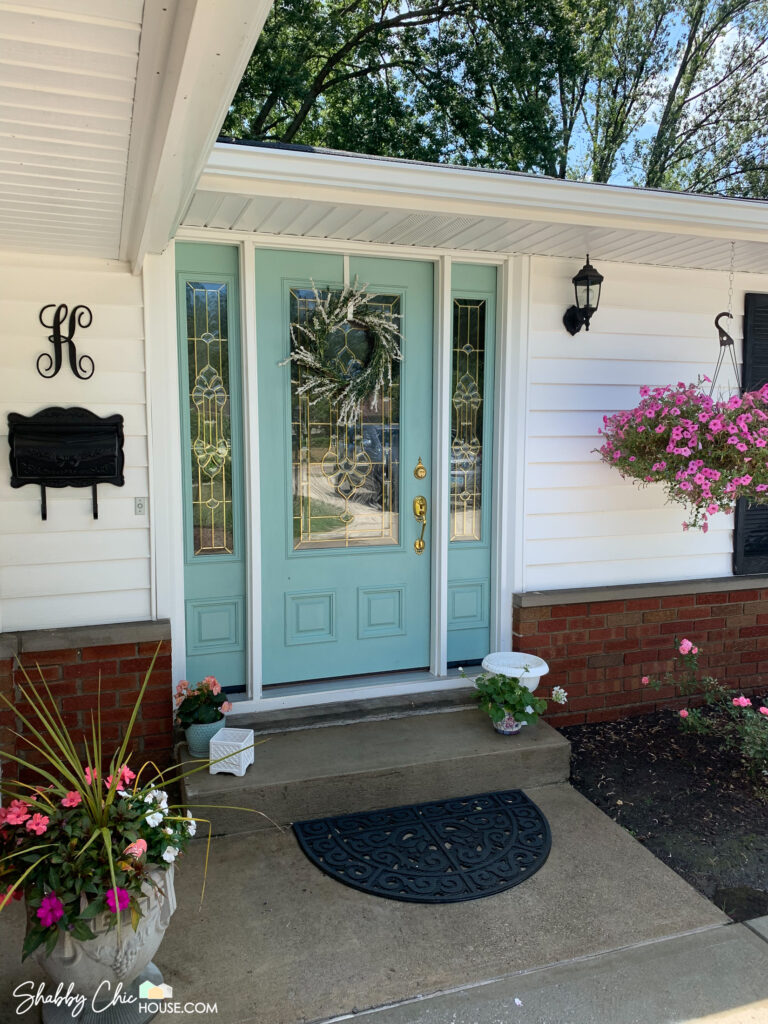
xmin=200 ymin=144 xmax=768 ymax=245
xmin=120 ymin=0 xmax=274 ymax=272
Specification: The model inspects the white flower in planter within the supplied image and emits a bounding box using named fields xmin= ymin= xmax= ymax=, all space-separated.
xmin=552 ymin=686 xmax=568 ymax=704
xmin=186 ymin=811 xmax=197 ymax=837
xmin=146 ymin=811 xmax=164 ymax=828
xmin=161 ymin=846 xmax=178 ymax=863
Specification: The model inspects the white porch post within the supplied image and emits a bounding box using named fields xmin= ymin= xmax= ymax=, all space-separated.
xmin=491 ymin=254 xmax=530 ymax=651
xmin=143 ymin=245 xmax=186 ymax=688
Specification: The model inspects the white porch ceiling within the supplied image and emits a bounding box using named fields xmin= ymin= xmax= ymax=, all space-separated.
xmin=186 ymin=144 xmax=768 ymax=275
xmin=0 ymin=0 xmax=143 ymax=258
xmin=0 ymin=0 xmax=274 ymax=268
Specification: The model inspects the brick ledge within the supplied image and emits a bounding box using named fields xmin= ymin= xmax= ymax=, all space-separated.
xmin=515 ymin=576 xmax=768 ymax=608
xmin=0 ymin=619 xmax=170 ymax=657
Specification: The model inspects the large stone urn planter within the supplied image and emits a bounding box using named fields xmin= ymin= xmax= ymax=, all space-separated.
xmin=31 ymin=865 xmax=176 ymax=1024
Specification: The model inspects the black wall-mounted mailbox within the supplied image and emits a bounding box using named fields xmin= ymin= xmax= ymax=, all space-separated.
xmin=8 ymin=407 xmax=124 ymax=520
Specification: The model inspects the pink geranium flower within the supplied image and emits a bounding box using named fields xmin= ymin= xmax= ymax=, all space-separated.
xmin=6 ymin=800 xmax=30 ymax=825
xmin=37 ymin=893 xmax=64 ymax=927
xmin=61 ymin=791 xmax=81 ymax=808
xmin=105 ymin=887 xmax=130 ymax=913
xmin=25 ymin=813 xmax=49 ymax=836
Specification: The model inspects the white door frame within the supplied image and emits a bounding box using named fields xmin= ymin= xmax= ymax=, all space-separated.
xmin=148 ymin=233 xmax=529 ymax=711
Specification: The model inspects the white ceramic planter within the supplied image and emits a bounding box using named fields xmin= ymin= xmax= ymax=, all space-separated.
xmin=481 ymin=652 xmax=549 ymax=693
xmin=33 ymin=864 xmax=176 ymax=1003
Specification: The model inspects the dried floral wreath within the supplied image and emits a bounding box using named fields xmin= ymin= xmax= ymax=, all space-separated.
xmin=279 ymin=280 xmax=402 ymax=424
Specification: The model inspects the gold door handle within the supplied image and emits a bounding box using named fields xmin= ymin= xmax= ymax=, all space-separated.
xmin=413 ymin=495 xmax=427 ymax=555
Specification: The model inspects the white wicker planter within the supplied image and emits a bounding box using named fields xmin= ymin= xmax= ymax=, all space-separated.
xmin=209 ymin=728 xmax=255 ymax=777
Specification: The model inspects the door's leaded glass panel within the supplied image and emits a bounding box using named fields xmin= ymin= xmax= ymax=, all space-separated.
xmin=291 ymin=287 xmax=400 ymax=550
xmin=186 ymin=281 xmax=234 ymax=555
xmin=451 ymin=298 xmax=486 ymax=542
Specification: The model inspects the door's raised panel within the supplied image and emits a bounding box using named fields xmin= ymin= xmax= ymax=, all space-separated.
xmin=186 ymin=597 xmax=244 ymax=654
xmin=448 ymin=579 xmax=488 ymax=631
xmin=358 ymin=585 xmax=405 ymax=639
xmin=285 ymin=590 xmax=337 ymax=646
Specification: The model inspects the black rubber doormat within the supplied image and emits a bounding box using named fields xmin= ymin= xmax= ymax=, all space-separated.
xmin=292 ymin=789 xmax=551 ymax=903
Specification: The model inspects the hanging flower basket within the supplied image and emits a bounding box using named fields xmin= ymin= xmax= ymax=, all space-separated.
xmin=597 ymin=380 xmax=768 ymax=530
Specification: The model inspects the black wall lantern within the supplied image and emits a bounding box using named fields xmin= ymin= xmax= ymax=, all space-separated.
xmin=563 ymin=254 xmax=604 ymax=335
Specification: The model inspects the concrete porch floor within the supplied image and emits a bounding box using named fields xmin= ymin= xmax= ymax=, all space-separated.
xmin=3 ymin=781 xmax=768 ymax=1023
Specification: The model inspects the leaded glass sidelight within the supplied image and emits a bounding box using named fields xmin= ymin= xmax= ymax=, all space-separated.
xmin=451 ymin=298 xmax=486 ymax=542
xmin=186 ymin=281 xmax=234 ymax=555
xmin=290 ymin=287 xmax=400 ymax=549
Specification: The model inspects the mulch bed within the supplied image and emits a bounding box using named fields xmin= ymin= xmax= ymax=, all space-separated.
xmin=561 ymin=708 xmax=768 ymax=922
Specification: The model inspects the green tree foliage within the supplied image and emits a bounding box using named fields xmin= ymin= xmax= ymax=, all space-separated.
xmin=223 ymin=0 xmax=768 ymax=196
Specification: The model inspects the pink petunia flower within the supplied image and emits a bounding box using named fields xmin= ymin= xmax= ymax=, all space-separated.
xmin=6 ymin=800 xmax=30 ymax=825
xmin=25 ymin=813 xmax=49 ymax=836
xmin=61 ymin=791 xmax=81 ymax=808
xmin=105 ymin=887 xmax=130 ymax=913
xmin=37 ymin=893 xmax=64 ymax=927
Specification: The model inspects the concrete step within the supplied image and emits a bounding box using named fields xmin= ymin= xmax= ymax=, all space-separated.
xmin=180 ymin=709 xmax=571 ymax=833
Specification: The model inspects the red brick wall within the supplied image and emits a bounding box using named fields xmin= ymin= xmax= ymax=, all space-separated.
xmin=514 ymin=588 xmax=768 ymax=726
xmin=3 ymin=640 xmax=173 ymax=779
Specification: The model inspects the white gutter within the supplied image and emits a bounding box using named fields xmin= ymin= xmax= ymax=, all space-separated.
xmin=200 ymin=143 xmax=768 ymax=245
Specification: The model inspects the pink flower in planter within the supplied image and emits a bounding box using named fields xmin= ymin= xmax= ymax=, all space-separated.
xmin=679 ymin=709 xmax=689 ymax=719
xmin=203 ymin=675 xmax=221 ymax=695
xmin=25 ymin=813 xmax=49 ymax=836
xmin=123 ymin=838 xmax=148 ymax=859
xmin=37 ymin=893 xmax=64 ymax=927
xmin=105 ymin=887 xmax=131 ymax=913
xmin=61 ymin=791 xmax=81 ymax=808
xmin=84 ymin=767 xmax=98 ymax=785
xmin=221 ymin=701 xmax=233 ymax=713
xmin=6 ymin=800 xmax=30 ymax=825
xmin=1 ymin=884 xmax=22 ymax=908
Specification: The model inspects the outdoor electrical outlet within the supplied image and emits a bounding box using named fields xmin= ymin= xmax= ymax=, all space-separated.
xmin=135 ymin=497 xmax=147 ymax=516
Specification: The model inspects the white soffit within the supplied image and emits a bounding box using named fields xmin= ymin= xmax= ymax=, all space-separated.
xmin=0 ymin=0 xmax=143 ymax=259
xmin=187 ymin=144 xmax=768 ymax=273
xmin=0 ymin=1 xmax=274 ymax=266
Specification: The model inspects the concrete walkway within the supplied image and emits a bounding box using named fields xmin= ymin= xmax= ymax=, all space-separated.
xmin=4 ymin=782 xmax=766 ymax=1024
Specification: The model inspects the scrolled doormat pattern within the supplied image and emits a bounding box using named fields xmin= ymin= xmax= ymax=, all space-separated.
xmin=292 ymin=789 xmax=551 ymax=903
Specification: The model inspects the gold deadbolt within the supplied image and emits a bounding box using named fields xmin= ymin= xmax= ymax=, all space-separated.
xmin=413 ymin=457 xmax=427 ymax=480
xmin=413 ymin=495 xmax=427 ymax=555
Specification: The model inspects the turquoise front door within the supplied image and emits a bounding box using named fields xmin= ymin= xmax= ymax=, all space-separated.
xmin=255 ymin=251 xmax=434 ymax=685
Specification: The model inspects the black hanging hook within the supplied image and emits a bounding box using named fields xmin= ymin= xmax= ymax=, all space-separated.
xmin=714 ymin=311 xmax=736 ymax=348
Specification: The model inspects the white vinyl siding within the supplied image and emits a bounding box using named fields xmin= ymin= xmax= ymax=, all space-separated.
xmin=0 ymin=251 xmax=150 ymax=631
xmin=524 ymin=256 xmax=768 ymax=591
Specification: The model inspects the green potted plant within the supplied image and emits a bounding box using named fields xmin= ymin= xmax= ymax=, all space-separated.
xmin=175 ymin=676 xmax=232 ymax=757
xmin=469 ymin=671 xmax=568 ymax=734
xmin=0 ymin=651 xmax=263 ymax=1006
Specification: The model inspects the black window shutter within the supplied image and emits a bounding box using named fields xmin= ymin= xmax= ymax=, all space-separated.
xmin=733 ymin=293 xmax=768 ymax=574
